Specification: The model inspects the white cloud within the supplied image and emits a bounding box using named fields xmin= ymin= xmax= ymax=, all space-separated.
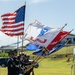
xmin=0 ymin=31 xmax=29 ymax=47
xmin=30 ymin=0 xmax=48 ymax=4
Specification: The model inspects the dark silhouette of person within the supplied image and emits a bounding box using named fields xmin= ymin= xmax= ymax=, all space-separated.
xmin=7 ymin=50 xmax=19 ymax=75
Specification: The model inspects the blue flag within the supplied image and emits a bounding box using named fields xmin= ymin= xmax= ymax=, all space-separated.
xmin=33 ymin=43 xmax=65 ymax=57
xmin=33 ymin=47 xmax=48 ymax=57
xmin=26 ymin=44 xmax=39 ymax=50
xmin=48 ymin=43 xmax=65 ymax=54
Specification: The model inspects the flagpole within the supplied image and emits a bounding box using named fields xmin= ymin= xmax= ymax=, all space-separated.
xmin=21 ymin=2 xmax=26 ymax=52
xmin=17 ymin=36 xmax=19 ymax=50
xmin=23 ymin=29 xmax=73 ymax=73
xmin=24 ymin=38 xmax=72 ymax=73
xmin=61 ymin=23 xmax=67 ymax=30
xmin=70 ymin=29 xmax=73 ymax=33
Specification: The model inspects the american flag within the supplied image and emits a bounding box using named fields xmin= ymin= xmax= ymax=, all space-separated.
xmin=0 ymin=5 xmax=25 ymax=36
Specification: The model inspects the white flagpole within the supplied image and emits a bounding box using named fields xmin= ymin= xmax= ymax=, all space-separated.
xmin=21 ymin=2 xmax=26 ymax=52
xmin=17 ymin=36 xmax=19 ymax=50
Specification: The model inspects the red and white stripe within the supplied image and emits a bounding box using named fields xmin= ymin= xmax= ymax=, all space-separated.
xmin=1 ymin=13 xmax=24 ymax=36
xmin=47 ymin=31 xmax=70 ymax=50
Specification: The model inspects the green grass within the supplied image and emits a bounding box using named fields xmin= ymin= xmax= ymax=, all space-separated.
xmin=0 ymin=58 xmax=73 ymax=75
xmin=0 ymin=46 xmax=75 ymax=75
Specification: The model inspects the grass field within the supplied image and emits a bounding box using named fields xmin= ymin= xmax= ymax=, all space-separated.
xmin=0 ymin=46 xmax=75 ymax=75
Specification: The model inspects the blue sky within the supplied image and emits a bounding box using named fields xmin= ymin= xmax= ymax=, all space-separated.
xmin=0 ymin=0 xmax=75 ymax=46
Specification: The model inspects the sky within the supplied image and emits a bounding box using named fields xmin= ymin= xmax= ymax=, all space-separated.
xmin=0 ymin=0 xmax=75 ymax=47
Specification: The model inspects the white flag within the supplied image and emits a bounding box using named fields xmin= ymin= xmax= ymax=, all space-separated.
xmin=24 ymin=21 xmax=50 ymax=40
xmin=24 ymin=21 xmax=62 ymax=48
xmin=34 ymin=27 xmax=62 ymax=47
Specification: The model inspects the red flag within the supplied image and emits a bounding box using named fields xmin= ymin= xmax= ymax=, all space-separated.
xmin=0 ymin=5 xmax=25 ymax=36
xmin=47 ymin=31 xmax=70 ymax=50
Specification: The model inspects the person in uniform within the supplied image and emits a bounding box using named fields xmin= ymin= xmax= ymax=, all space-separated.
xmin=23 ymin=54 xmax=34 ymax=75
xmin=13 ymin=49 xmax=19 ymax=75
xmin=18 ymin=53 xmax=34 ymax=75
xmin=7 ymin=50 xmax=19 ymax=75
